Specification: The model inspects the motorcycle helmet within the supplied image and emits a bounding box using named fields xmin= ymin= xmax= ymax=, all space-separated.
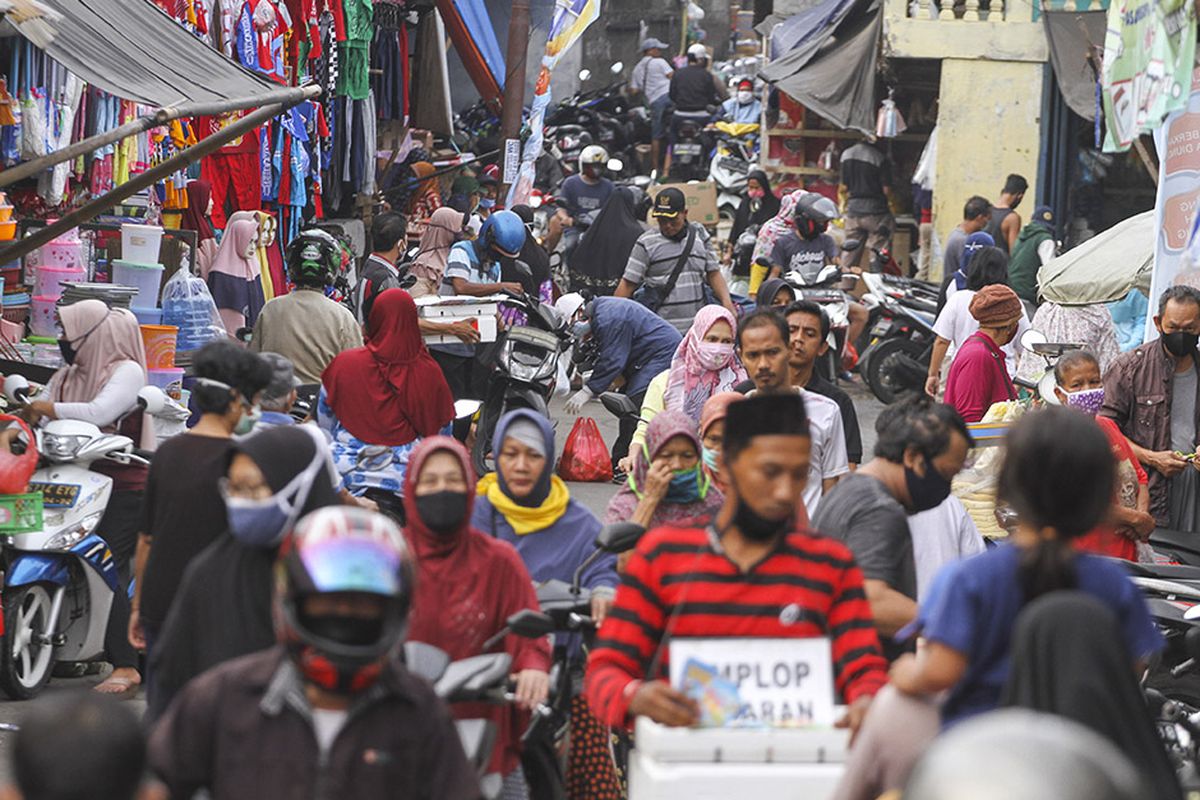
xmin=284 ymin=228 xmax=341 ymax=288
xmin=275 ymin=506 xmax=414 ymax=695
xmin=793 ymin=193 xmax=840 ymax=240
xmin=480 ymin=210 xmax=527 ymax=259
xmin=579 ymin=145 xmax=609 ymax=175
xmin=554 ymin=292 xmax=587 ymax=323
xmin=687 ymin=43 xmax=709 ymax=63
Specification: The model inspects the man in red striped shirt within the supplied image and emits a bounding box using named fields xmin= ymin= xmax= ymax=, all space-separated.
xmin=585 ymin=393 xmax=887 ymax=733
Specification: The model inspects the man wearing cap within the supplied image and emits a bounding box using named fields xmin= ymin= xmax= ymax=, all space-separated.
xmin=585 ymin=393 xmax=886 ymax=733
xmin=630 ymin=37 xmax=674 ymax=172
xmin=1006 ymin=205 xmax=1057 ymax=306
xmin=943 ymin=284 xmax=1022 ymax=423
xmin=616 ymin=187 xmax=736 ymax=334
xmin=720 ymin=78 xmax=762 ymax=125
xmin=256 ymin=353 xmax=300 ymax=427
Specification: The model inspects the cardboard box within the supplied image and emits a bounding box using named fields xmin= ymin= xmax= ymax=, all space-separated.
xmin=416 ymin=295 xmax=500 ymax=345
xmin=649 ymin=181 xmax=720 ymax=227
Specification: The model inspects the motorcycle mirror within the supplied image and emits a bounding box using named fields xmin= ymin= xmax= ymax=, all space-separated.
xmin=529 ymin=194 xmax=544 ymax=209
xmin=596 ymin=522 xmax=645 ymax=553
xmin=402 ymin=641 xmax=451 ymax=683
xmin=235 ymin=326 xmax=253 ymax=344
xmin=399 ymin=273 xmax=418 ymax=289
xmin=841 ymin=239 xmax=862 ymax=253
xmin=3 ymin=374 xmax=29 ymax=405
xmin=607 ymin=158 xmax=624 ymax=173
xmin=507 ymin=609 xmax=556 ymax=638
xmin=599 ymin=391 xmax=639 ymax=419
xmin=611 ymin=61 xmax=624 ymax=74
xmin=1019 ymin=329 xmax=1048 ymax=352
xmin=578 ymin=68 xmax=592 ymax=82
xmin=454 ymin=399 xmax=482 ymax=420
xmin=137 ymin=385 xmax=168 ymax=415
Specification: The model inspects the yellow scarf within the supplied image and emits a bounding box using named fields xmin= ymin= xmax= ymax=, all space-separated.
xmin=477 ymin=472 xmax=571 ymax=535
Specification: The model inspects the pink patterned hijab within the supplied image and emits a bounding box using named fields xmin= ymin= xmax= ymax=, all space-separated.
xmin=752 ymin=190 xmax=802 ymax=263
xmin=663 ymin=306 xmax=746 ymax=422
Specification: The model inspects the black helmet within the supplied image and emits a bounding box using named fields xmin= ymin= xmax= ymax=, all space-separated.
xmin=793 ymin=192 xmax=840 ymax=240
xmin=285 ymin=229 xmax=342 ymax=288
xmin=275 ymin=506 xmax=415 ymax=695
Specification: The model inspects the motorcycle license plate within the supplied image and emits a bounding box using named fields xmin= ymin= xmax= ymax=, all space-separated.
xmin=29 ymin=482 xmax=81 ymax=509
xmin=675 ymin=143 xmax=702 ymax=157
xmin=721 ymin=156 xmax=750 ymax=174
xmin=598 ymin=130 xmax=615 ymax=141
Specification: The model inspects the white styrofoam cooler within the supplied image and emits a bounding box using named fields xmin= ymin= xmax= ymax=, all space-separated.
xmin=415 ymin=295 xmax=502 ymax=345
xmin=629 ymin=717 xmax=849 ymax=800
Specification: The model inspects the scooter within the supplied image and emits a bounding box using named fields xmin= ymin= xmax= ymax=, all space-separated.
xmin=667 ymin=109 xmax=713 ymax=182
xmin=707 ymin=121 xmax=759 ymax=222
xmin=0 ymin=376 xmax=159 ymax=699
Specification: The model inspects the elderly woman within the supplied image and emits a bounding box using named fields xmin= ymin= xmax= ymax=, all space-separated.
xmin=605 ymin=409 xmax=724 ymax=534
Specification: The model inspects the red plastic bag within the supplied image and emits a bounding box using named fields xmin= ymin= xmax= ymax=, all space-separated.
xmin=0 ymin=414 xmax=36 ymax=494
xmin=557 ymin=417 xmax=613 ymax=483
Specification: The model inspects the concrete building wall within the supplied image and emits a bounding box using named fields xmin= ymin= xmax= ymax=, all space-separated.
xmin=931 ymin=58 xmax=1044 ymax=278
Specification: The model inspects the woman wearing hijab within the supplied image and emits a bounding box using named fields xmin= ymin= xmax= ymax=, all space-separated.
xmin=146 ymin=425 xmax=340 ymax=720
xmin=754 ymin=277 xmax=796 ymax=309
xmin=751 ymin=190 xmax=802 ymax=294
xmin=471 ymin=408 xmax=621 ymax=798
xmin=1002 ymin=592 xmax=1181 ymax=800
xmin=605 ymin=409 xmax=724 ymax=535
xmin=699 ymin=391 xmax=743 ymax=489
xmin=318 ymin=289 xmax=454 ymax=517
xmin=730 ymin=170 xmax=780 ymax=252
xmin=405 ymin=161 xmax=443 ymax=245
xmin=567 ymin=187 xmax=646 ymax=295
xmin=409 ymin=207 xmax=465 ymax=298
xmin=207 ymin=216 xmax=266 ymax=336
xmin=663 ymin=306 xmax=746 ymax=423
xmin=180 ymin=180 xmax=217 ymax=278
xmin=24 ymin=299 xmax=153 ymax=695
xmin=404 ymin=436 xmax=551 ymax=798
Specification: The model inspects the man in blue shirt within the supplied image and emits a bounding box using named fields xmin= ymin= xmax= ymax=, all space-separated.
xmin=720 ymin=78 xmax=762 ymax=125
xmin=255 ymin=352 xmax=299 ymax=427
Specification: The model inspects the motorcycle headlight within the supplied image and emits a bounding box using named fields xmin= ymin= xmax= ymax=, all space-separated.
xmin=43 ymin=433 xmax=87 ymax=461
xmin=45 ymin=510 xmax=103 ymax=551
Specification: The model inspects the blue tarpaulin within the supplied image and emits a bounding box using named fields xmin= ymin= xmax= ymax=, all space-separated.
xmin=453 ymin=0 xmax=506 ymax=90
xmin=767 ymin=0 xmax=858 ymax=59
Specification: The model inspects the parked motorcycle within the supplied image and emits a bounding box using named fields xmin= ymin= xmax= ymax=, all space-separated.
xmin=667 ymin=109 xmax=713 ymax=182
xmin=0 ymin=376 xmax=160 ymax=699
xmin=853 ymin=270 xmax=939 ymax=403
xmin=708 ymin=121 xmax=759 ymax=222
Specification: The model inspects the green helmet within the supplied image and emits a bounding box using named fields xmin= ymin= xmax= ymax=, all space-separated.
xmin=285 ymin=229 xmax=342 ymax=287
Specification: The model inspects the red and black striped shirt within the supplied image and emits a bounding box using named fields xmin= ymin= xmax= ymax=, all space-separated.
xmin=585 ymin=525 xmax=888 ymax=727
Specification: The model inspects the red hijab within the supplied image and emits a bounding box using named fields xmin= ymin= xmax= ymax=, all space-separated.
xmin=402 ymin=437 xmax=549 ymax=776
xmin=321 ymin=289 xmax=454 ymax=446
xmin=180 ymin=180 xmax=215 ymax=243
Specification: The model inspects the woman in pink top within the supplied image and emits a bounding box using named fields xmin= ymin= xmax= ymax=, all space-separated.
xmin=944 ymin=285 xmax=1022 ymax=422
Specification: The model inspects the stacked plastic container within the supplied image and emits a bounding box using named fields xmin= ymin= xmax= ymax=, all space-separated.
xmin=113 ymin=223 xmax=165 ymax=313
xmin=30 ymin=228 xmax=87 ymax=338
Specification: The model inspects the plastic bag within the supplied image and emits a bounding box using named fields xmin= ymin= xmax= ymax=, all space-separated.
xmin=557 ymin=417 xmax=613 ymax=483
xmin=160 ymin=267 xmax=228 ymax=352
xmin=0 ymin=415 xmax=38 ymax=494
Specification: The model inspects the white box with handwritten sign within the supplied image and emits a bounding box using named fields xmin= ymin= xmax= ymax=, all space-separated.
xmin=669 ymin=637 xmax=835 ymax=727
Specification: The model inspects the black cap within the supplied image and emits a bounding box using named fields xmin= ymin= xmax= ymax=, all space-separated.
xmin=652 ymin=187 xmax=686 ymax=218
xmin=725 ymin=392 xmax=810 ymax=447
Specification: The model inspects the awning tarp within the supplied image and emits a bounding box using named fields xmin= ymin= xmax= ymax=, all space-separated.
xmin=760 ymin=3 xmax=881 ymax=136
xmin=1038 ymin=211 xmax=1154 ymax=304
xmin=1044 ymin=10 xmax=1105 ymax=121
xmin=450 ymin=0 xmax=505 ymax=90
xmin=764 ymin=0 xmax=859 ymax=59
xmin=38 ymin=0 xmax=288 ymax=108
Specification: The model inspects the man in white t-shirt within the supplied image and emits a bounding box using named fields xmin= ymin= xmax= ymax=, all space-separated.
xmin=737 ymin=310 xmax=849 ymax=518
xmin=629 ymin=37 xmax=674 ymax=173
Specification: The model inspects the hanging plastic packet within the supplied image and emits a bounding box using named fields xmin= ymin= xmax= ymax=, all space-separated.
xmin=875 ymin=88 xmax=907 ymax=139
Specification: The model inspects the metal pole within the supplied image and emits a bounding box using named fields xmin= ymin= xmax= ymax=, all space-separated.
xmin=0 ymin=85 xmax=321 ymax=189
xmin=0 ymin=99 xmax=298 ymax=265
xmin=499 ymin=0 xmax=530 ymax=196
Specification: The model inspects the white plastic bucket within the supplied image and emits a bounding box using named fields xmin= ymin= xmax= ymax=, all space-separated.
xmin=121 ymin=223 xmax=164 ymax=264
xmin=112 ymin=260 xmax=164 ymax=308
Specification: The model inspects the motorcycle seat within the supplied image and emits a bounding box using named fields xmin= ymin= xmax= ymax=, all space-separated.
xmin=1151 ymin=527 xmax=1200 ymax=557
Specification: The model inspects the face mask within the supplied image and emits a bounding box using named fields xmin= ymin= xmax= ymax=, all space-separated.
xmin=416 ymin=490 xmax=469 ymax=535
xmin=1163 ymin=331 xmax=1200 ymax=357
xmin=728 ymin=474 xmax=791 ymax=542
xmin=1063 ymin=386 xmax=1104 ymax=416
xmin=234 ymin=404 xmax=261 ymax=435
xmin=905 ymin=457 xmax=951 ymax=514
xmin=57 ymin=338 xmax=75 ymax=365
xmin=737 ymin=90 xmax=754 ymax=105
xmin=583 ymin=166 xmax=601 ymax=180
xmin=666 ymin=224 xmax=689 ymax=241
xmin=223 ymin=459 xmax=321 ymax=548
xmin=479 ymin=198 xmax=496 ymax=210
xmin=697 ymin=341 xmax=734 ymax=370
xmin=747 ymin=188 xmax=765 ymax=199
xmin=301 ymin=613 xmax=384 ymax=647
xmin=701 ymin=446 xmax=719 ymax=471
xmin=664 ymin=467 xmax=706 ymax=504
xmin=572 ymin=320 xmax=592 ymax=339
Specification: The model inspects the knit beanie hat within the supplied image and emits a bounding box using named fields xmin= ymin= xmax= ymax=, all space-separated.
xmin=969 ymin=284 xmax=1023 ymax=326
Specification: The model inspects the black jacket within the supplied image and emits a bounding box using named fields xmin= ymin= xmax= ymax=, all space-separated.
xmin=669 ymin=65 xmax=720 ymax=112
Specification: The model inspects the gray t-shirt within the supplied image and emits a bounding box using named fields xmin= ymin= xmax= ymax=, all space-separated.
xmin=812 ymin=472 xmax=916 ymax=601
xmin=943 ymin=225 xmax=967 ymax=277
xmin=770 ymin=233 xmax=837 ymax=283
xmin=1173 ymin=367 xmax=1198 ymax=453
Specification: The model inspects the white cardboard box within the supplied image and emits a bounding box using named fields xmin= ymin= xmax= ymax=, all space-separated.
xmin=415 ymin=295 xmax=501 ymax=345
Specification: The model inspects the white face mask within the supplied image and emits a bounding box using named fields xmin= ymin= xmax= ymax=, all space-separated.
xmin=737 ymin=90 xmax=754 ymax=105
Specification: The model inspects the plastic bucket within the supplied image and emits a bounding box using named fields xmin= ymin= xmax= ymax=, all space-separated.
xmin=41 ymin=240 xmax=83 ymax=269
xmin=130 ymin=306 xmax=163 ymax=325
xmin=33 ymin=264 xmax=85 ymax=297
xmin=140 ymin=324 xmax=178 ymax=369
xmin=121 ymin=223 xmax=164 ymax=264
xmin=111 ymin=260 xmax=164 ymax=308
xmin=147 ymin=367 xmax=185 ymax=400
xmin=29 ymin=295 xmax=60 ymax=338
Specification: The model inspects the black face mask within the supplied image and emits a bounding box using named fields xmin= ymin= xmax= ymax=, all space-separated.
xmin=58 ymin=338 xmax=76 ymax=365
xmin=905 ymin=457 xmax=951 ymax=513
xmin=729 ymin=476 xmax=792 ymax=542
xmin=665 ymin=222 xmax=689 ymax=241
xmin=1163 ymin=331 xmax=1200 ymax=357
xmin=300 ymin=613 xmax=384 ymax=647
xmin=416 ymin=490 xmax=469 ymax=535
